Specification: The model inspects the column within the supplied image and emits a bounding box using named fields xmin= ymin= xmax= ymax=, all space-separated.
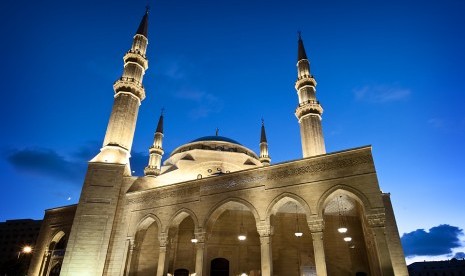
xmin=124 ymin=239 xmax=135 ymax=276
xmin=157 ymin=233 xmax=168 ymax=276
xmin=367 ymin=213 xmax=394 ymax=276
xmin=308 ymin=218 xmax=327 ymax=276
xmin=257 ymin=221 xmax=273 ymax=276
xmin=194 ymin=230 xmax=206 ymax=276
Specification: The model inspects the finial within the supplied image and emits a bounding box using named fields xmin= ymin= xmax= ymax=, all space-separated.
xmin=261 ymin=117 xmax=265 ymax=126
xmin=161 ymin=107 xmax=165 ymax=116
xmin=145 ymin=4 xmax=150 ymax=14
xmin=215 ymin=128 xmax=219 ymax=136
xmin=298 ymin=31 xmax=302 ymax=40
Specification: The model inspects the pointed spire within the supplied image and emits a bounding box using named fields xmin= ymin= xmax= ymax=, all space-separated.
xmin=156 ymin=109 xmax=164 ymax=133
xmin=260 ymin=119 xmax=268 ymax=143
xmin=297 ymin=31 xmax=308 ymax=61
xmin=136 ymin=6 xmax=149 ymax=37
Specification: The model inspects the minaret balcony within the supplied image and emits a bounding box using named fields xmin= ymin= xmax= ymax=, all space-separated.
xmin=144 ymin=166 xmax=161 ymax=176
xmin=149 ymin=146 xmax=164 ymax=155
xmin=124 ymin=51 xmax=148 ymax=69
xmin=113 ymin=78 xmax=146 ymax=101
xmin=295 ymin=100 xmax=323 ymax=119
xmin=295 ymin=76 xmax=317 ymax=90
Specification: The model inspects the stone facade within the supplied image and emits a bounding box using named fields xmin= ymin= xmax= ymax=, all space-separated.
xmin=27 ymin=8 xmax=408 ymax=276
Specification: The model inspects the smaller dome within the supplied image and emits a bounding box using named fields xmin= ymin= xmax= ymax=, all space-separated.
xmin=190 ymin=135 xmax=242 ymax=145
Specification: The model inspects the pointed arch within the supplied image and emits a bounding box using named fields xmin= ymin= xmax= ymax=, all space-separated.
xmin=204 ymin=197 xmax=261 ymax=232
xmin=317 ymin=185 xmax=372 ymax=218
xmin=49 ymin=230 xmax=66 ymax=245
xmin=166 ymin=207 xmax=199 ymax=231
xmin=265 ymin=192 xmax=313 ymax=223
xmin=134 ymin=213 xmax=162 ymax=235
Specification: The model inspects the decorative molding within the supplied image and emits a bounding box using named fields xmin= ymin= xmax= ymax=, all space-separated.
xmin=308 ymin=218 xmax=325 ymax=233
xmin=256 ymin=221 xmax=273 ymax=237
xmin=366 ymin=212 xmax=386 ymax=228
xmin=128 ymin=153 xmax=372 ymax=205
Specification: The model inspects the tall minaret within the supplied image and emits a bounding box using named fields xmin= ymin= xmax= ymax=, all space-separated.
xmin=259 ymin=119 xmax=271 ymax=166
xmin=90 ymin=8 xmax=149 ymax=173
xmin=294 ymin=33 xmax=326 ymax=157
xmin=144 ymin=111 xmax=164 ymax=176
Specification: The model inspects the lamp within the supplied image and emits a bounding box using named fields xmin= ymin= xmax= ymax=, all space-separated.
xmin=238 ymin=208 xmax=247 ymax=241
xmin=294 ymin=204 xmax=303 ymax=237
xmin=343 ymin=237 xmax=352 ymax=242
xmin=337 ymin=196 xmax=348 ymax=234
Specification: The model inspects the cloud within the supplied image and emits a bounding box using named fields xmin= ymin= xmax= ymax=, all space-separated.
xmin=454 ymin=252 xmax=465 ymax=259
xmin=5 ymin=147 xmax=84 ymax=182
xmin=401 ymin=224 xmax=464 ymax=257
xmin=175 ymin=89 xmax=223 ymax=119
xmin=428 ymin=118 xmax=445 ymax=129
xmin=354 ymin=85 xmax=411 ymax=103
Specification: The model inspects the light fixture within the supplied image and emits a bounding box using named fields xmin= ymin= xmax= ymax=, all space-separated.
xmin=343 ymin=237 xmax=352 ymax=242
xmin=22 ymin=246 xmax=32 ymax=253
xmin=337 ymin=195 xmax=348 ymax=234
xmin=294 ymin=203 xmax=303 ymax=237
xmin=240 ymin=273 xmax=248 ymax=276
xmin=349 ymin=244 xmax=355 ymax=249
xmin=238 ymin=208 xmax=247 ymax=241
xmin=191 ymin=238 xmax=198 ymax=243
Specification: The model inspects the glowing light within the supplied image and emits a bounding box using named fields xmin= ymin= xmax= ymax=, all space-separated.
xmin=238 ymin=235 xmax=246 ymax=241
xmin=240 ymin=273 xmax=248 ymax=276
xmin=343 ymin=237 xmax=352 ymax=242
xmin=191 ymin=238 xmax=198 ymax=243
xmin=22 ymin=246 xmax=32 ymax=253
xmin=349 ymin=244 xmax=355 ymax=249
xmin=337 ymin=227 xmax=348 ymax=233
xmin=294 ymin=232 xmax=303 ymax=237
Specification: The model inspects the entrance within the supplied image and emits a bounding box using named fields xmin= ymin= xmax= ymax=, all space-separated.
xmin=174 ymin=268 xmax=189 ymax=276
xmin=210 ymin=258 xmax=229 ymax=276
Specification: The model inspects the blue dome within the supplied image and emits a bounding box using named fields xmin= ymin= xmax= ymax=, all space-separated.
xmin=190 ymin=135 xmax=242 ymax=145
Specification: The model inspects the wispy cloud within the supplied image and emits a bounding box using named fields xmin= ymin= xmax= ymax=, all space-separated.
xmin=3 ymin=143 xmax=149 ymax=182
xmin=354 ymin=84 xmax=411 ymax=103
xmin=401 ymin=224 xmax=464 ymax=257
xmin=4 ymin=147 xmax=84 ymax=183
xmin=175 ymin=89 xmax=223 ymax=119
xmin=428 ymin=118 xmax=445 ymax=129
xmin=454 ymin=252 xmax=465 ymax=259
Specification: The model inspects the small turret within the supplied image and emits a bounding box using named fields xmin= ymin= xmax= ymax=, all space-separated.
xmin=145 ymin=111 xmax=165 ymax=176
xmin=259 ymin=119 xmax=271 ymax=166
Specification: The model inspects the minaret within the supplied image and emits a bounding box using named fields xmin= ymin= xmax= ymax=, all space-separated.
xmin=259 ymin=119 xmax=271 ymax=166
xmin=144 ymin=111 xmax=164 ymax=176
xmin=294 ymin=33 xmax=326 ymax=157
xmin=90 ymin=8 xmax=149 ymax=173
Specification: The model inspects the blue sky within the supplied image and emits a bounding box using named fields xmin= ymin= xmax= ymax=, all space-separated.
xmin=1 ymin=0 xmax=464 ymax=263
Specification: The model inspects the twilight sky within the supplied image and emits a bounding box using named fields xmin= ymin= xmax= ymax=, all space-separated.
xmin=1 ymin=0 xmax=464 ymax=264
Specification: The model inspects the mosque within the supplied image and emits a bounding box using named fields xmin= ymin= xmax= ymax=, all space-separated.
xmin=27 ymin=8 xmax=408 ymax=276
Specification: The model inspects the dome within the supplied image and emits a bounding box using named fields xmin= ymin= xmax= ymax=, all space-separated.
xmin=190 ymin=135 xmax=242 ymax=145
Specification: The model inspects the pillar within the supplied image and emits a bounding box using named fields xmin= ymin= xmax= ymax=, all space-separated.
xmin=367 ymin=213 xmax=395 ymax=276
xmin=157 ymin=233 xmax=168 ymax=276
xmin=194 ymin=230 xmax=206 ymax=276
xmin=308 ymin=218 xmax=327 ymax=276
xmin=124 ymin=239 xmax=135 ymax=276
xmin=257 ymin=221 xmax=273 ymax=276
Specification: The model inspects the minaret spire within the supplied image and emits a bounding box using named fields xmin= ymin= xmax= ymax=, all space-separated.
xmin=145 ymin=110 xmax=164 ymax=177
xmin=259 ymin=119 xmax=271 ymax=166
xmin=294 ymin=33 xmax=326 ymax=157
xmin=90 ymin=9 xmax=150 ymax=174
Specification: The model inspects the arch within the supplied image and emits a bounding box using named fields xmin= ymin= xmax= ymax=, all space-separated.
xmin=133 ymin=213 xmax=162 ymax=235
xmin=204 ymin=197 xmax=261 ymax=232
xmin=49 ymin=230 xmax=66 ymax=246
xmin=317 ymin=185 xmax=372 ymax=217
xmin=166 ymin=207 xmax=199 ymax=232
xmin=210 ymin=258 xmax=229 ymax=276
xmin=265 ymin=192 xmax=313 ymax=223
